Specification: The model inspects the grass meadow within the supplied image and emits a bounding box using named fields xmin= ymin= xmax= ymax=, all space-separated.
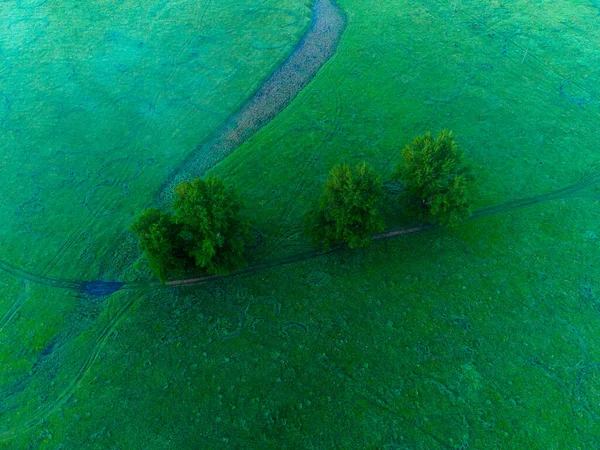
xmin=2 ymin=0 xmax=600 ymax=448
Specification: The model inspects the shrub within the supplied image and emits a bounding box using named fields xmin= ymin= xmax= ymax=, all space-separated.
xmin=394 ymin=130 xmax=473 ymax=227
xmin=305 ymin=161 xmax=385 ymax=250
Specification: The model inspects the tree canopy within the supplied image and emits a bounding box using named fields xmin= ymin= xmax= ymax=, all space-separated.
xmin=173 ymin=176 xmax=250 ymax=274
xmin=130 ymin=208 xmax=191 ymax=282
xmin=304 ymin=161 xmax=385 ymax=250
xmin=394 ymin=130 xmax=473 ymax=227
xmin=130 ymin=176 xmax=250 ymax=282
xmin=132 ymin=132 xmax=478 ymax=282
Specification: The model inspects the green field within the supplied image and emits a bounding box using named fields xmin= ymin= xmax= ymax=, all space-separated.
xmin=2 ymin=0 xmax=600 ymax=448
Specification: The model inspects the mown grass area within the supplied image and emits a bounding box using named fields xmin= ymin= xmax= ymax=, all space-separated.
xmin=3 ymin=0 xmax=600 ymax=448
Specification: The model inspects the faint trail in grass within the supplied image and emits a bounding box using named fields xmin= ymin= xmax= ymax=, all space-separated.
xmin=0 ymin=280 xmax=30 ymax=334
xmin=4 ymin=0 xmax=215 ymax=335
xmin=573 ymin=362 xmax=600 ymax=420
xmin=257 ymin=71 xmax=344 ymax=260
xmin=38 ymin=0 xmax=216 ymax=279
xmin=1 ymin=0 xmax=347 ymax=290
xmin=158 ymin=171 xmax=600 ymax=288
xmin=316 ymin=355 xmax=454 ymax=448
xmin=0 ymin=293 xmax=140 ymax=440
xmin=40 ymin=146 xmax=139 ymax=277
xmin=217 ymin=295 xmax=282 ymax=340
xmin=253 ymin=2 xmax=347 ymax=259
xmin=0 ymin=0 xmax=345 ymax=440
xmin=3 ymin=2 xmax=600 ymax=295
xmin=283 ymin=321 xmax=308 ymax=333
xmin=218 ymin=304 xmax=248 ymax=340
xmin=0 ymin=172 xmax=597 ymax=437
xmin=0 ymin=258 xmax=123 ymax=297
xmin=469 ymin=170 xmax=600 ymax=221
xmin=422 ymin=0 xmax=599 ymax=103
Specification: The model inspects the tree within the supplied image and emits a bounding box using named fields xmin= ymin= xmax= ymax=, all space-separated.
xmin=305 ymin=161 xmax=385 ymax=250
xmin=394 ymin=130 xmax=473 ymax=227
xmin=130 ymin=208 xmax=191 ymax=282
xmin=173 ymin=176 xmax=250 ymax=274
xmin=130 ymin=176 xmax=250 ymax=282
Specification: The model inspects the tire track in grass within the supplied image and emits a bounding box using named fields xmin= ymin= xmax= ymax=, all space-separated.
xmin=422 ymin=0 xmax=600 ymax=104
xmin=1 ymin=0 xmax=348 ymax=297
xmin=144 ymin=0 xmax=214 ymax=127
xmin=1 ymin=168 xmax=599 ymax=298
xmin=40 ymin=133 xmax=141 ymax=278
xmin=1 ymin=0 xmax=597 ymax=435
xmin=0 ymin=173 xmax=596 ymax=428
xmin=469 ymin=168 xmax=600 ymax=220
xmin=155 ymin=0 xmax=347 ymax=207
xmin=23 ymin=0 xmax=216 ymax=362
xmin=162 ymin=169 xmax=600 ymax=289
xmin=41 ymin=0 xmax=346 ymax=280
xmin=2 ymin=11 xmax=597 ymax=439
xmin=246 ymin=0 xmax=347 ymax=259
xmin=0 ymin=292 xmax=140 ymax=440
xmin=0 ymin=280 xmax=30 ymax=334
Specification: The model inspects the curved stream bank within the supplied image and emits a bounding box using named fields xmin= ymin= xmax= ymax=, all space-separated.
xmin=0 ymin=6 xmax=347 ymax=434
xmin=157 ymin=0 xmax=347 ymax=205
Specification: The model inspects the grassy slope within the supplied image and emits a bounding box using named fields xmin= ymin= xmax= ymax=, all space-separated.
xmin=3 ymin=0 xmax=600 ymax=448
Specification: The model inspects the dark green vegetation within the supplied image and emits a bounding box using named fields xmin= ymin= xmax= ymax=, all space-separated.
xmin=394 ymin=129 xmax=473 ymax=227
xmin=304 ymin=161 xmax=385 ymax=249
xmin=2 ymin=0 xmax=600 ymax=449
xmin=131 ymin=177 xmax=250 ymax=282
xmin=173 ymin=178 xmax=250 ymax=275
xmin=135 ymin=143 xmax=472 ymax=279
xmin=130 ymin=209 xmax=191 ymax=282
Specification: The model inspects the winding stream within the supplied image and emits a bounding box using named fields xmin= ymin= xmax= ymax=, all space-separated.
xmin=0 ymin=0 xmax=347 ymax=299
xmin=157 ymin=0 xmax=346 ymax=205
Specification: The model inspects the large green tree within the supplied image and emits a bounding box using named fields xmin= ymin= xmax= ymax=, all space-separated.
xmin=305 ymin=161 xmax=385 ymax=250
xmin=130 ymin=176 xmax=250 ymax=282
xmin=394 ymin=130 xmax=473 ymax=227
xmin=129 ymin=208 xmax=191 ymax=282
xmin=173 ymin=176 xmax=250 ymax=274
